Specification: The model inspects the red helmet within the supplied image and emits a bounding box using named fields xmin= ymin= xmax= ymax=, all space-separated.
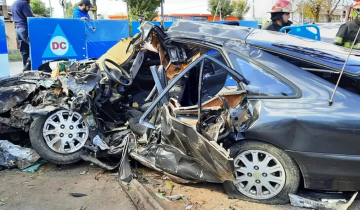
xmin=270 ymin=0 xmax=293 ymax=13
xmin=352 ymin=2 xmax=360 ymax=9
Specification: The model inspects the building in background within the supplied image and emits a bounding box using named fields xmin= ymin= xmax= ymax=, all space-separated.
xmin=109 ymin=14 xmax=239 ymax=21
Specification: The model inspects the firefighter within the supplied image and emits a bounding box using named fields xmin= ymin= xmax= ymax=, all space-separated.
xmin=262 ymin=0 xmax=293 ymax=32
xmin=334 ymin=2 xmax=360 ymax=49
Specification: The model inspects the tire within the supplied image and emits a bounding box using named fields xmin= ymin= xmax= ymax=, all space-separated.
xmin=224 ymin=140 xmax=300 ymax=205
xmin=29 ymin=115 xmax=87 ymax=165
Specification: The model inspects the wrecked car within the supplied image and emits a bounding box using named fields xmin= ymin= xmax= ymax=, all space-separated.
xmin=3 ymin=19 xmax=360 ymax=205
xmin=118 ymin=20 xmax=360 ymax=205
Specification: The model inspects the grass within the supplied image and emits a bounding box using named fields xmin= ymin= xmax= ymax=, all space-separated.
xmin=8 ymin=53 xmax=22 ymax=62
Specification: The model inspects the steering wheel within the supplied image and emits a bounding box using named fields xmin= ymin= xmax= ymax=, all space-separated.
xmin=102 ymin=58 xmax=133 ymax=86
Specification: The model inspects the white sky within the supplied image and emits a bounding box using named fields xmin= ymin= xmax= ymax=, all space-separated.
xmin=6 ymin=0 xmax=356 ymax=19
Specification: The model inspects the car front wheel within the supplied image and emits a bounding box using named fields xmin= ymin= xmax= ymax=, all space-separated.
xmin=224 ymin=140 xmax=300 ymax=205
xmin=29 ymin=110 xmax=90 ymax=165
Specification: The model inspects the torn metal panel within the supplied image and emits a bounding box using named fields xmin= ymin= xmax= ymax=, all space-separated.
xmin=58 ymin=71 xmax=102 ymax=94
xmin=81 ymin=154 xmax=119 ymax=171
xmin=154 ymin=106 xmax=234 ymax=183
xmin=23 ymin=104 xmax=59 ymax=115
xmin=0 ymin=84 xmax=37 ymax=113
xmin=289 ymin=192 xmax=358 ymax=210
xmin=0 ymin=140 xmax=40 ymax=170
xmin=0 ymin=106 xmax=31 ymax=129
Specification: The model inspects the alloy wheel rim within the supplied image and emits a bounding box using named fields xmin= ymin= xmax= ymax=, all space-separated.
xmin=43 ymin=110 xmax=89 ymax=154
xmin=233 ymin=149 xmax=286 ymax=200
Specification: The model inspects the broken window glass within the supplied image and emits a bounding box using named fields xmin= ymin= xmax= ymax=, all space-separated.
xmin=229 ymin=53 xmax=296 ymax=97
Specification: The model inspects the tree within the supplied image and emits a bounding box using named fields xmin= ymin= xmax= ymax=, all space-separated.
xmin=30 ymin=0 xmax=51 ymax=17
xmin=323 ymin=0 xmax=341 ymax=22
xmin=297 ymin=0 xmax=341 ymax=23
xmin=232 ymin=0 xmax=250 ymax=20
xmin=65 ymin=2 xmax=75 ymax=18
xmin=208 ymin=0 xmax=234 ymax=21
xmin=125 ymin=0 xmax=162 ymax=21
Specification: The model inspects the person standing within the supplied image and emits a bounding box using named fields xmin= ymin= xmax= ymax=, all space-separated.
xmin=262 ymin=0 xmax=293 ymax=32
xmin=73 ymin=0 xmax=93 ymax=20
xmin=334 ymin=2 xmax=360 ymax=49
xmin=11 ymin=0 xmax=34 ymax=71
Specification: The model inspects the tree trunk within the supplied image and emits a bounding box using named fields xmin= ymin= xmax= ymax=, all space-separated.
xmin=314 ymin=6 xmax=321 ymax=23
xmin=329 ymin=0 xmax=341 ymax=17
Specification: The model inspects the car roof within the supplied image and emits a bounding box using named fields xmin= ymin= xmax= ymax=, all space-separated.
xmin=166 ymin=19 xmax=360 ymax=76
xmin=246 ymin=29 xmax=360 ymax=76
xmin=167 ymin=19 xmax=253 ymax=42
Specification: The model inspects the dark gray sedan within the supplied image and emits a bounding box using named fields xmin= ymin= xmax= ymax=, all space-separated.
xmin=133 ymin=20 xmax=360 ymax=205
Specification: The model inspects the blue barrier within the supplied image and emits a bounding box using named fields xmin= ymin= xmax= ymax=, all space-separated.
xmin=279 ymin=24 xmax=321 ymax=41
xmin=0 ymin=17 xmax=9 ymax=78
xmin=28 ymin=18 xmax=129 ymax=70
xmin=85 ymin=20 xmax=129 ymax=58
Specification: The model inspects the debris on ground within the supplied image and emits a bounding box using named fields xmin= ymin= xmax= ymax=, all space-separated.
xmin=70 ymin=193 xmax=88 ymax=197
xmin=168 ymin=182 xmax=175 ymax=196
xmin=81 ymin=155 xmax=119 ymax=171
xmin=78 ymin=206 xmax=87 ymax=210
xmin=22 ymin=159 xmax=48 ymax=173
xmin=0 ymin=140 xmax=40 ymax=170
xmin=143 ymin=176 xmax=161 ymax=186
xmin=95 ymin=170 xmax=106 ymax=181
xmin=289 ymin=192 xmax=358 ymax=210
xmin=0 ymin=197 xmax=9 ymax=206
xmin=167 ymin=194 xmax=190 ymax=206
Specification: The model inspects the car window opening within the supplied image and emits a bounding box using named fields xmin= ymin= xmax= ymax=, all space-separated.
xmin=269 ymin=52 xmax=360 ymax=95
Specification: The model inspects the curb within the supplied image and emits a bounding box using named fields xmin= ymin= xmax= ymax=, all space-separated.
xmin=120 ymin=179 xmax=164 ymax=210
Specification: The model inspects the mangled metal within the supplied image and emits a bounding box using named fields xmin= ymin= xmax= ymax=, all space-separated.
xmin=289 ymin=192 xmax=358 ymax=210
xmin=0 ymin=140 xmax=40 ymax=170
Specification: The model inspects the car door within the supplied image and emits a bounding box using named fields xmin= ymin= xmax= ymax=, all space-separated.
xmin=139 ymin=52 xmax=254 ymax=183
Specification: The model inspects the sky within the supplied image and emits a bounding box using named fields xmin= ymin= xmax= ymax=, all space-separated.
xmin=5 ymin=0 xmax=356 ymax=19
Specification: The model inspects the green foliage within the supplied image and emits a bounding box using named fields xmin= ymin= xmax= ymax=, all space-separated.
xmin=30 ymin=0 xmax=51 ymax=17
xmin=297 ymin=0 xmax=340 ymax=22
xmin=208 ymin=0 xmax=234 ymax=20
xmin=65 ymin=2 xmax=75 ymax=18
xmin=232 ymin=0 xmax=250 ymax=20
xmin=126 ymin=0 xmax=162 ymax=21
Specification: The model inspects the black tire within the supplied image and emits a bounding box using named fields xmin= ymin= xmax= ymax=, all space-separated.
xmin=29 ymin=116 xmax=86 ymax=165
xmin=224 ymin=140 xmax=300 ymax=205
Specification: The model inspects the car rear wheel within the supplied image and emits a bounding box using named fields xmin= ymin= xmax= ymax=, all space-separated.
xmin=29 ymin=110 xmax=89 ymax=165
xmin=224 ymin=141 xmax=300 ymax=204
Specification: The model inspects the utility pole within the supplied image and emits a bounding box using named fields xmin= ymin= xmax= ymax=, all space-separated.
xmin=49 ymin=0 xmax=52 ymax=17
xmin=253 ymin=0 xmax=255 ymax=19
xmin=302 ymin=0 xmax=304 ymax=24
xmin=161 ymin=0 xmax=164 ymax=29
xmin=219 ymin=0 xmax=222 ymax=20
xmin=213 ymin=0 xmax=221 ymax=21
xmin=64 ymin=0 xmax=67 ymax=18
xmin=92 ymin=0 xmax=97 ymax=20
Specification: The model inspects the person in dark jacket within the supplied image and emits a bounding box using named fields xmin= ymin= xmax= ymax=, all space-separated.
xmin=262 ymin=0 xmax=293 ymax=32
xmin=73 ymin=0 xmax=93 ymax=20
xmin=11 ymin=0 xmax=34 ymax=71
xmin=334 ymin=2 xmax=360 ymax=49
